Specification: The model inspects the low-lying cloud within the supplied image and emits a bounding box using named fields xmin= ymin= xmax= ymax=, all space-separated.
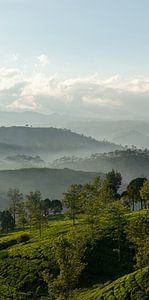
xmin=0 ymin=67 xmax=149 ymax=119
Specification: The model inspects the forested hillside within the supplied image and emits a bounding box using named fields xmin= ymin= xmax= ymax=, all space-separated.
xmin=52 ymin=149 xmax=149 ymax=181
xmin=0 ymin=127 xmax=123 ymax=158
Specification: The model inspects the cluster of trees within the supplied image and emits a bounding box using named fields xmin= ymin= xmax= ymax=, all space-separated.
xmin=63 ymin=170 xmax=149 ymax=226
xmin=0 ymin=169 xmax=149 ymax=235
xmin=0 ymin=189 xmax=62 ymax=233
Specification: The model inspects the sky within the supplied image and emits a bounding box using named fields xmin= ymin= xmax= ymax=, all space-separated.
xmin=0 ymin=0 xmax=149 ymax=119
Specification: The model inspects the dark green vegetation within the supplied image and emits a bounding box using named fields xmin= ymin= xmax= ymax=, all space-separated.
xmin=0 ymin=172 xmax=148 ymax=300
xmin=74 ymin=266 xmax=149 ymax=300
xmin=0 ymin=210 xmax=148 ymax=299
xmin=52 ymin=149 xmax=149 ymax=181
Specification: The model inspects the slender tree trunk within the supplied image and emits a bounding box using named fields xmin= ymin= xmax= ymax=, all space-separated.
xmin=132 ymin=198 xmax=135 ymax=211
xmin=140 ymin=199 xmax=143 ymax=210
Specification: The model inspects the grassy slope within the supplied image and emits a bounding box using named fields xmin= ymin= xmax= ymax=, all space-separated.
xmin=0 ymin=210 xmax=148 ymax=299
xmin=73 ymin=266 xmax=149 ymax=300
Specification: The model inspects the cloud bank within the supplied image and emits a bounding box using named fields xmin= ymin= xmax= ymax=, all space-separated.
xmin=0 ymin=67 xmax=149 ymax=119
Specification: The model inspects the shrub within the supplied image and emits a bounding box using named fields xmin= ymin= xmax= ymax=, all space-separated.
xmin=17 ymin=234 xmax=30 ymax=244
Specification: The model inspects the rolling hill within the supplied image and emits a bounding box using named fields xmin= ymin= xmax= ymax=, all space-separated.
xmin=0 ymin=126 xmax=123 ymax=160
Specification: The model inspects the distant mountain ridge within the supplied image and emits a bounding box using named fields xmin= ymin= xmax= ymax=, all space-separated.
xmin=0 ymin=110 xmax=149 ymax=148
xmin=0 ymin=126 xmax=124 ymax=159
xmin=112 ymin=129 xmax=149 ymax=148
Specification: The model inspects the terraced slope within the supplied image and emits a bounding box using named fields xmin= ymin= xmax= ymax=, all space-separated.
xmin=74 ymin=266 xmax=149 ymax=300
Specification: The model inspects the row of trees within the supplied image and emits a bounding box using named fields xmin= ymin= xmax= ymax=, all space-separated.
xmin=0 ymin=169 xmax=149 ymax=233
xmin=0 ymin=190 xmax=62 ymax=233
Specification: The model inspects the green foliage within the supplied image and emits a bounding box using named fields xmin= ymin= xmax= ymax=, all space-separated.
xmin=103 ymin=202 xmax=127 ymax=262
xmin=73 ymin=266 xmax=149 ymax=300
xmin=106 ymin=169 xmax=122 ymax=199
xmin=44 ymin=234 xmax=86 ymax=300
xmin=26 ymin=191 xmax=47 ymax=236
xmin=7 ymin=188 xmax=23 ymax=225
xmin=127 ymin=177 xmax=146 ymax=210
xmin=0 ymin=210 xmax=15 ymax=232
xmin=140 ymin=180 xmax=149 ymax=208
xmin=98 ymin=178 xmax=114 ymax=208
xmin=0 ymin=197 xmax=148 ymax=300
xmin=80 ymin=177 xmax=102 ymax=228
xmin=41 ymin=198 xmax=52 ymax=217
xmin=16 ymin=201 xmax=27 ymax=228
xmin=125 ymin=211 xmax=149 ymax=271
xmin=17 ymin=234 xmax=30 ymax=244
xmin=51 ymin=199 xmax=63 ymax=215
xmin=63 ymin=184 xmax=83 ymax=225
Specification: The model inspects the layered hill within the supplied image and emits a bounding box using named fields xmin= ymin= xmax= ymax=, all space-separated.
xmin=52 ymin=149 xmax=149 ymax=182
xmin=112 ymin=130 xmax=149 ymax=148
xmin=0 ymin=126 xmax=123 ymax=159
xmin=0 ymin=111 xmax=149 ymax=149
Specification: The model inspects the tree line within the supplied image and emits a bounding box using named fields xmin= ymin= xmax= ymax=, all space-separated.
xmin=63 ymin=170 xmax=149 ymax=226
xmin=0 ymin=169 xmax=148 ymax=299
xmin=0 ymin=169 xmax=149 ymax=234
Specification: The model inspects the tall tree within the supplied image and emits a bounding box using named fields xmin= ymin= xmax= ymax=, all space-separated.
xmin=63 ymin=184 xmax=83 ymax=225
xmin=41 ymin=198 xmax=52 ymax=217
xmin=0 ymin=210 xmax=15 ymax=232
xmin=16 ymin=201 xmax=27 ymax=228
xmin=127 ymin=177 xmax=146 ymax=210
xmin=98 ymin=178 xmax=114 ymax=208
xmin=106 ymin=169 xmax=122 ymax=199
xmin=26 ymin=191 xmax=46 ymax=237
xmin=7 ymin=188 xmax=23 ymax=225
xmin=80 ymin=176 xmax=102 ymax=233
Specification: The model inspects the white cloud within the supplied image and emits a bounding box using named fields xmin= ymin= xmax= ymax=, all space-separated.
xmin=0 ymin=68 xmax=23 ymax=91
xmin=82 ymin=96 xmax=120 ymax=106
xmin=7 ymin=96 xmax=38 ymax=111
xmin=1 ymin=67 xmax=149 ymax=118
xmin=37 ymin=54 xmax=49 ymax=67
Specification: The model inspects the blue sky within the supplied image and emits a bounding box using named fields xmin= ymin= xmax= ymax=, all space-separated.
xmin=0 ymin=0 xmax=149 ymax=118
xmin=1 ymin=0 xmax=149 ymax=76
